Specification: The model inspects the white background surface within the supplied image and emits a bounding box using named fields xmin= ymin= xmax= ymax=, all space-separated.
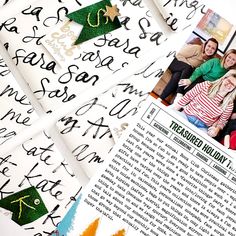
xmin=0 ymin=216 xmax=31 ymax=236
xmin=0 ymin=0 xmax=235 ymax=235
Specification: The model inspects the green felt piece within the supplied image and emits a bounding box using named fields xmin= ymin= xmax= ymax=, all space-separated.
xmin=0 ymin=186 xmax=48 ymax=225
xmin=67 ymin=0 xmax=121 ymax=45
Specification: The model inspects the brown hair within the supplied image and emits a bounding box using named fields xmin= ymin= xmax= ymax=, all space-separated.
xmin=203 ymin=37 xmax=219 ymax=58
xmin=221 ymin=49 xmax=236 ymax=69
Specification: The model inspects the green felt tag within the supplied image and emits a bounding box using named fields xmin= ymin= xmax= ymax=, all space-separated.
xmin=0 ymin=186 xmax=48 ymax=225
xmin=67 ymin=0 xmax=121 ymax=45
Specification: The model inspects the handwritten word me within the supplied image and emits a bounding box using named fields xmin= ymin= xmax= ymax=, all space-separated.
xmin=0 ymin=108 xmax=31 ymax=126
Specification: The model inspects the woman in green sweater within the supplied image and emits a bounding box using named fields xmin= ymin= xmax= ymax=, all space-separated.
xmin=176 ymin=48 xmax=236 ymax=100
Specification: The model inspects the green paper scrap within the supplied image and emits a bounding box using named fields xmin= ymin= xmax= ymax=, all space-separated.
xmin=0 ymin=186 xmax=48 ymax=226
xmin=67 ymin=0 xmax=121 ymax=45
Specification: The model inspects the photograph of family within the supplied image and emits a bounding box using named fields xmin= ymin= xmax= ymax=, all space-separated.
xmin=152 ymin=9 xmax=236 ymax=152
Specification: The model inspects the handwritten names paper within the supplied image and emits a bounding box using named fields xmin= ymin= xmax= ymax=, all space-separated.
xmin=0 ymin=131 xmax=82 ymax=235
xmin=0 ymin=54 xmax=38 ymax=146
xmin=0 ymin=0 xmax=166 ymax=111
xmin=153 ymin=0 xmax=207 ymax=31
xmin=56 ymin=49 xmax=176 ymax=178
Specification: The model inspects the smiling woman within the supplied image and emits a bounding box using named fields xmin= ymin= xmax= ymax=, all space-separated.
xmin=159 ymin=37 xmax=219 ymax=101
xmin=177 ymin=48 xmax=236 ymax=96
xmin=174 ymin=70 xmax=236 ymax=137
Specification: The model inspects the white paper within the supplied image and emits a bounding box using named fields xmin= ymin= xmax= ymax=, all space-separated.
xmin=0 ymin=1 xmax=236 ymax=235
xmin=55 ymin=42 xmax=180 ymax=178
xmin=0 ymin=0 xmax=167 ymax=111
xmin=54 ymin=96 xmax=236 ymax=236
xmin=0 ymin=217 xmax=31 ymax=236
xmin=0 ymin=54 xmax=38 ymax=146
xmin=0 ymin=131 xmax=82 ymax=235
xmin=153 ymin=0 xmax=208 ymax=32
xmin=50 ymin=5 xmax=236 ymax=235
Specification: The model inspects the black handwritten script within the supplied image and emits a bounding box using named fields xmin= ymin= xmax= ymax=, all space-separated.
xmin=135 ymin=50 xmax=175 ymax=79
xmin=22 ymin=26 xmax=46 ymax=45
xmin=1 ymin=1 xmax=75 ymax=81
xmin=109 ymin=82 xmax=148 ymax=119
xmin=57 ymin=97 xmax=112 ymax=170
xmin=119 ymin=0 xmax=144 ymax=8
xmin=0 ymin=0 xmax=165 ymax=111
xmin=0 ymin=58 xmax=10 ymax=76
xmin=0 ymin=57 xmax=38 ymax=145
xmin=94 ymin=34 xmax=141 ymax=59
xmin=0 ymin=0 xmax=11 ymax=6
xmin=34 ymin=77 xmax=76 ymax=104
xmin=138 ymin=16 xmax=166 ymax=45
xmin=58 ymin=65 xmax=100 ymax=86
xmin=163 ymin=0 xmax=206 ymax=19
xmin=0 ymin=132 xmax=82 ymax=235
xmin=4 ymin=0 xmax=162 ymax=107
xmin=43 ymin=7 xmax=69 ymax=27
xmin=135 ymin=61 xmax=165 ymax=79
xmin=0 ymin=17 xmax=19 ymax=34
xmin=75 ymin=50 xmax=115 ymax=72
xmin=156 ymin=0 xmax=207 ymax=31
xmin=21 ymin=5 xmax=44 ymax=22
xmin=56 ymin=77 xmax=156 ymax=175
xmin=21 ymin=4 xmax=70 ymax=27
xmin=12 ymin=49 xmax=57 ymax=74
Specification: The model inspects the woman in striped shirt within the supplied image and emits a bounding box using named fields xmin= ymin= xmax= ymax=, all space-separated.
xmin=174 ymin=70 xmax=236 ymax=137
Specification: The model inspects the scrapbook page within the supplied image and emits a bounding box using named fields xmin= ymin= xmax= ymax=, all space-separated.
xmin=0 ymin=0 xmax=206 ymax=176
xmin=51 ymin=7 xmax=236 ymax=236
xmin=1 ymin=0 xmax=236 ymax=235
xmin=1 ymin=217 xmax=31 ymax=236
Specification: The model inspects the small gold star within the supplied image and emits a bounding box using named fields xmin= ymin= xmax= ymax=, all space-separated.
xmin=103 ymin=5 xmax=121 ymax=22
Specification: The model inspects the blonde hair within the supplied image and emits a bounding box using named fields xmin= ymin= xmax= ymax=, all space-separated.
xmin=221 ymin=49 xmax=236 ymax=69
xmin=208 ymin=69 xmax=236 ymax=110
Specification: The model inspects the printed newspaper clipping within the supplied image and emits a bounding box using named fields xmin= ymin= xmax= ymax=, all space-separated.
xmin=52 ymin=96 xmax=236 ymax=236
